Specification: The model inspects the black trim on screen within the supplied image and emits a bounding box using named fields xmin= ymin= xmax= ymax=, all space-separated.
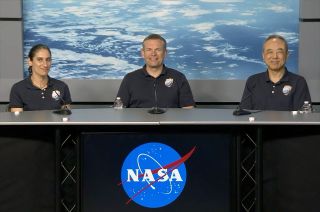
xmin=300 ymin=18 xmax=320 ymax=22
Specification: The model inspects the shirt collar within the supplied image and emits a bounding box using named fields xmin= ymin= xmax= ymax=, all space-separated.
xmin=142 ymin=65 xmax=167 ymax=78
xmin=265 ymin=67 xmax=289 ymax=83
xmin=26 ymin=76 xmax=53 ymax=89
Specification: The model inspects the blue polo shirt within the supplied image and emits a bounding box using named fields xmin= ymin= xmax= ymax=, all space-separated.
xmin=116 ymin=65 xmax=195 ymax=108
xmin=239 ymin=69 xmax=311 ymax=111
xmin=9 ymin=76 xmax=72 ymax=111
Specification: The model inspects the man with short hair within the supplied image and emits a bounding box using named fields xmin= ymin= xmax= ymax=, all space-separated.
xmin=116 ymin=34 xmax=195 ymax=108
xmin=240 ymin=35 xmax=314 ymax=212
xmin=239 ymin=34 xmax=311 ymax=111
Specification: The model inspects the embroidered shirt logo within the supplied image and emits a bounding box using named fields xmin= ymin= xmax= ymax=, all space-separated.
xmin=282 ymin=85 xmax=292 ymax=96
xmin=165 ymin=78 xmax=174 ymax=87
xmin=52 ymin=90 xmax=61 ymax=100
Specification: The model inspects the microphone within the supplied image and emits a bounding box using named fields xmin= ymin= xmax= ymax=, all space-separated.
xmin=148 ymin=81 xmax=166 ymax=114
xmin=233 ymin=92 xmax=252 ymax=116
xmin=52 ymin=90 xmax=72 ymax=115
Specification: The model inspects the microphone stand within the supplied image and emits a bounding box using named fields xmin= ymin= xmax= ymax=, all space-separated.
xmin=53 ymin=105 xmax=72 ymax=115
xmin=233 ymin=92 xmax=252 ymax=116
xmin=148 ymin=81 xmax=166 ymax=114
xmin=148 ymin=107 xmax=166 ymax=114
xmin=52 ymin=90 xmax=72 ymax=115
xmin=233 ymin=107 xmax=251 ymax=116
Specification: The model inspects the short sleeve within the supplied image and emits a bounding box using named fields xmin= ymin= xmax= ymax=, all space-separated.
xmin=178 ymin=74 xmax=195 ymax=107
xmin=116 ymin=75 xmax=130 ymax=107
xmin=239 ymin=78 xmax=253 ymax=110
xmin=9 ymin=84 xmax=23 ymax=109
xmin=292 ymin=77 xmax=311 ymax=110
xmin=62 ymin=83 xmax=72 ymax=104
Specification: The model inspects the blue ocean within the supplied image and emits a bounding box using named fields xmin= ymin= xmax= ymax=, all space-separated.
xmin=23 ymin=0 xmax=299 ymax=80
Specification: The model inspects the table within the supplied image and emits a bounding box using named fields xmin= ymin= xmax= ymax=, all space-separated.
xmin=1 ymin=108 xmax=319 ymax=212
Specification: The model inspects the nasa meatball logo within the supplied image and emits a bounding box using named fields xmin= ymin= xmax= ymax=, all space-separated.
xmin=165 ymin=78 xmax=174 ymax=87
xmin=118 ymin=142 xmax=195 ymax=208
xmin=282 ymin=85 xmax=292 ymax=96
xmin=52 ymin=90 xmax=61 ymax=100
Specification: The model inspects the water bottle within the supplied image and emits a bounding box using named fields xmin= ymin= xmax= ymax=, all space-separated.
xmin=113 ymin=97 xmax=123 ymax=109
xmin=301 ymin=101 xmax=312 ymax=113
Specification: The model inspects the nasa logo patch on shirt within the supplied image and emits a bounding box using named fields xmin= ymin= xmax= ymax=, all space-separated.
xmin=52 ymin=90 xmax=61 ymax=100
xmin=165 ymin=78 xmax=174 ymax=87
xmin=282 ymin=85 xmax=292 ymax=96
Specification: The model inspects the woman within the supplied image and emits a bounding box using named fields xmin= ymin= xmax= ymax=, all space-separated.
xmin=4 ymin=44 xmax=73 ymax=211
xmin=9 ymin=44 xmax=72 ymax=112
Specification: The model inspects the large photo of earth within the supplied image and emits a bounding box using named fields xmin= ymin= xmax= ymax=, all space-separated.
xmin=23 ymin=0 xmax=299 ymax=80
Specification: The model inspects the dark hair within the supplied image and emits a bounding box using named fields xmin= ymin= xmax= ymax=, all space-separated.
xmin=28 ymin=44 xmax=52 ymax=75
xmin=142 ymin=34 xmax=167 ymax=50
xmin=263 ymin=34 xmax=288 ymax=53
